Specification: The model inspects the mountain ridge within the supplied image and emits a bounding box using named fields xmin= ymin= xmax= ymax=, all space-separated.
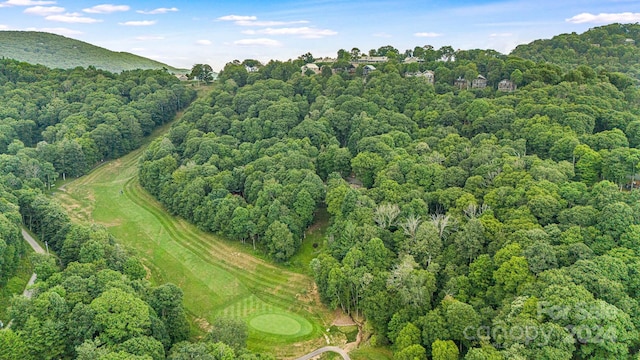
xmin=0 ymin=30 xmax=188 ymax=74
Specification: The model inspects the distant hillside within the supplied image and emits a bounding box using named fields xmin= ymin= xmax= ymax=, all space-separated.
xmin=511 ymin=23 xmax=640 ymax=77
xmin=0 ymin=31 xmax=188 ymax=74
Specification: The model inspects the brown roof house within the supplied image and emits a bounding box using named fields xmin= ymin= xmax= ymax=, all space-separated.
xmin=498 ymin=79 xmax=517 ymax=92
xmin=472 ymin=75 xmax=487 ymax=89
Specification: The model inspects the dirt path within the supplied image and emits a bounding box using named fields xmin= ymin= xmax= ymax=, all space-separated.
xmin=20 ymin=229 xmax=45 ymax=300
xmin=3 ymin=229 xmax=47 ymax=329
xmin=295 ymin=346 xmax=350 ymax=360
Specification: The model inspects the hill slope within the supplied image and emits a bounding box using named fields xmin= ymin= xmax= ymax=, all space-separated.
xmin=511 ymin=23 xmax=640 ymax=77
xmin=0 ymin=31 xmax=187 ymax=74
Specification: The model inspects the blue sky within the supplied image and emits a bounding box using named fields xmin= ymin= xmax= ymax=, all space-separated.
xmin=1 ymin=0 xmax=640 ymax=70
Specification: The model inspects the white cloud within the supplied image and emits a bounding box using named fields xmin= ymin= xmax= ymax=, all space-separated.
xmin=83 ymin=4 xmax=130 ymax=14
xmin=217 ymin=15 xmax=256 ymax=21
xmin=119 ymin=20 xmax=156 ymax=26
xmin=135 ymin=35 xmax=164 ymax=40
xmin=566 ymin=12 xmax=640 ymax=24
xmin=130 ymin=47 xmax=145 ymax=51
xmin=233 ymin=38 xmax=282 ymax=47
xmin=24 ymin=5 xmax=64 ymax=15
xmin=3 ymin=0 xmax=55 ymax=6
xmin=235 ymin=20 xmax=308 ymax=26
xmin=137 ymin=7 xmax=178 ymax=15
xmin=414 ymin=32 xmax=442 ymax=38
xmin=196 ymin=39 xmax=212 ymax=45
xmin=0 ymin=24 xmax=8 ymax=29
xmin=242 ymin=27 xmax=337 ymax=39
xmin=490 ymin=32 xmax=513 ymax=37
xmin=46 ymin=13 xmax=102 ymax=23
xmin=25 ymin=26 xmax=82 ymax=35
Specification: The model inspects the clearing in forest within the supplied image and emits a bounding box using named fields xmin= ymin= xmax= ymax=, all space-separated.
xmin=54 ymin=111 xmax=332 ymax=357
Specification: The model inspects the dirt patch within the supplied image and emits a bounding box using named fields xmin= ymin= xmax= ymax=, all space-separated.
xmin=296 ymin=282 xmax=321 ymax=309
xmin=332 ymin=309 xmax=357 ymax=326
xmin=142 ymin=263 xmax=152 ymax=280
xmin=306 ymin=221 xmax=323 ymax=234
xmin=194 ymin=318 xmax=212 ymax=332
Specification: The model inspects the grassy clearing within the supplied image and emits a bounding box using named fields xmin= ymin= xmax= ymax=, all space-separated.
xmin=53 ymin=103 xmax=332 ymax=357
xmin=0 ymin=251 xmax=33 ymax=323
xmin=336 ymin=325 xmax=359 ymax=343
xmin=349 ymin=346 xmax=395 ymax=360
xmin=289 ymin=207 xmax=329 ymax=274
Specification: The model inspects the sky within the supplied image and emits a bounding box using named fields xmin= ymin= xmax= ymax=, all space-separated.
xmin=1 ymin=0 xmax=640 ymax=71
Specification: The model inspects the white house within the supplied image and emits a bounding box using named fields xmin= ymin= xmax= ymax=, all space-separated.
xmin=301 ymin=63 xmax=321 ymax=75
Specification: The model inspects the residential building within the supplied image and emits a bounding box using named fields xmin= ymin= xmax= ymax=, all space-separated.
xmin=472 ymin=75 xmax=487 ymax=89
xmin=455 ymin=77 xmax=470 ymax=89
xmin=498 ymin=79 xmax=517 ymax=92
xmin=406 ymin=70 xmax=434 ymax=84
xmin=362 ymin=65 xmax=376 ymax=76
xmin=301 ymin=63 xmax=321 ymax=75
xmin=332 ymin=63 xmax=356 ymax=75
xmin=352 ymin=56 xmax=388 ymax=64
xmin=403 ymin=57 xmax=424 ymax=64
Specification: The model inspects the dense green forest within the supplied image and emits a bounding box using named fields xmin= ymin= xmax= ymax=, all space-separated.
xmin=0 ymin=61 xmax=272 ymax=359
xmin=0 ymin=58 xmax=196 ymax=287
xmin=512 ymin=23 xmax=640 ymax=78
xmin=0 ymin=31 xmax=187 ymax=74
xmin=139 ymin=24 xmax=640 ymax=359
xmin=3 ymin=23 xmax=640 ymax=359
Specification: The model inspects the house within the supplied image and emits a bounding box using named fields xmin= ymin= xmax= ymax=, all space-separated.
xmin=245 ymin=65 xmax=260 ymax=73
xmin=352 ymin=56 xmax=388 ymax=64
xmin=403 ymin=57 xmax=424 ymax=64
xmin=332 ymin=63 xmax=356 ymax=75
xmin=301 ymin=63 xmax=321 ymax=75
xmin=472 ymin=75 xmax=487 ymax=89
xmin=498 ymin=79 xmax=517 ymax=92
xmin=455 ymin=77 xmax=470 ymax=89
xmin=362 ymin=65 xmax=376 ymax=76
xmin=406 ymin=70 xmax=434 ymax=84
xmin=175 ymin=74 xmax=189 ymax=81
xmin=625 ymin=38 xmax=636 ymax=45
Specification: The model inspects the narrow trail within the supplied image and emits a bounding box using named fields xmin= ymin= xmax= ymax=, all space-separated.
xmin=3 ymin=229 xmax=47 ymax=330
xmin=19 ymin=229 xmax=45 ymax=300
xmin=295 ymin=346 xmax=350 ymax=360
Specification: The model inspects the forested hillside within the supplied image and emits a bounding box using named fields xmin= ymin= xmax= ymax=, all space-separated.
xmin=0 ymin=59 xmax=196 ymax=180
xmin=0 ymin=61 xmax=193 ymax=359
xmin=0 ymin=31 xmax=186 ymax=74
xmin=0 ymin=58 xmax=278 ymax=359
xmin=140 ymin=48 xmax=640 ymax=359
xmin=512 ymin=23 xmax=640 ymax=78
